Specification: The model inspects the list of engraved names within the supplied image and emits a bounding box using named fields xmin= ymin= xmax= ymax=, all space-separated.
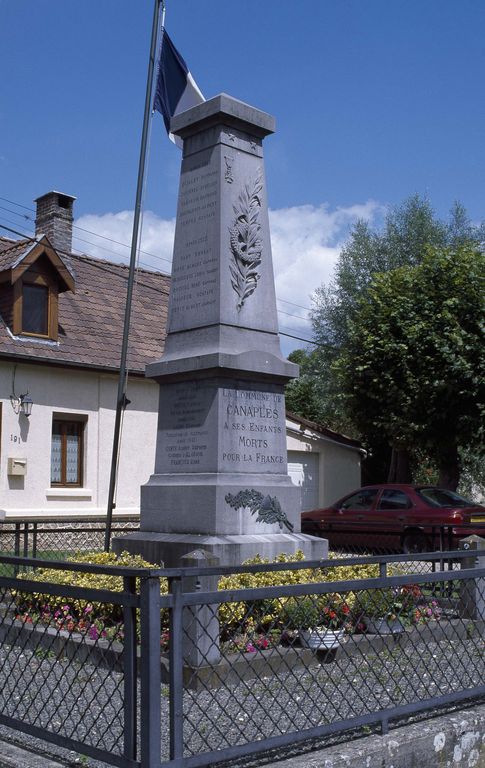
xmin=161 ymin=386 xmax=210 ymax=471
xmin=171 ymin=167 xmax=219 ymax=319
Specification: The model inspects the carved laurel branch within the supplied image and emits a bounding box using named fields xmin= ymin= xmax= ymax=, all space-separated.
xmin=229 ymin=169 xmax=263 ymax=311
xmin=225 ymin=489 xmax=294 ymax=533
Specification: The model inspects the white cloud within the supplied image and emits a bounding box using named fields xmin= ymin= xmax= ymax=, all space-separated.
xmin=269 ymin=201 xmax=381 ymax=342
xmin=75 ymin=200 xmax=382 ymax=349
xmin=73 ymin=210 xmax=175 ymax=273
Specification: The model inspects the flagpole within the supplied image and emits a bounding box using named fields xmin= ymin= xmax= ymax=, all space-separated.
xmin=105 ymin=0 xmax=163 ymax=551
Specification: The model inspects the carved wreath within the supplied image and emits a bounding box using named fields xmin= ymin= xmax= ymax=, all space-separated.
xmin=225 ymin=489 xmax=294 ymax=532
xmin=229 ymin=169 xmax=263 ymax=310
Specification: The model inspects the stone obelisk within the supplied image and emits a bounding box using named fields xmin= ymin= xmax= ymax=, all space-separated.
xmin=118 ymin=94 xmax=327 ymax=567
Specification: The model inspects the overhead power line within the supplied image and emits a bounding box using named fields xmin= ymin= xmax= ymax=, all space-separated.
xmin=0 ymin=196 xmax=33 ymax=211
xmin=0 ymin=221 xmax=326 ymax=348
xmin=0 ymin=199 xmax=173 ymax=266
xmin=0 ymin=222 xmax=170 ymax=297
xmin=0 ymin=194 xmax=318 ymax=314
xmin=0 ymin=221 xmax=324 ymax=349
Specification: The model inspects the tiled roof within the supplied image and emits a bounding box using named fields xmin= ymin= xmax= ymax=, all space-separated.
xmin=0 ymin=237 xmax=17 ymax=253
xmin=0 ymin=235 xmax=76 ymax=283
xmin=0 ymin=238 xmax=32 ymax=271
xmin=286 ymin=411 xmax=363 ymax=450
xmin=0 ymin=239 xmax=169 ymax=374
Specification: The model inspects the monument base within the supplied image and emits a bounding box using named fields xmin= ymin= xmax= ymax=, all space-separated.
xmin=113 ymin=531 xmax=328 ymax=569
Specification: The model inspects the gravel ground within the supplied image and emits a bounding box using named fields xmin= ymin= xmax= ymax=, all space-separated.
xmin=0 ymin=627 xmax=483 ymax=768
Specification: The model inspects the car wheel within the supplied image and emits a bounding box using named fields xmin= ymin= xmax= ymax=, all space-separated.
xmin=402 ymin=531 xmax=430 ymax=554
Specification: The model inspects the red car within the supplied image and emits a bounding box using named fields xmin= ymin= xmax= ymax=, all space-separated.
xmin=301 ymin=484 xmax=485 ymax=553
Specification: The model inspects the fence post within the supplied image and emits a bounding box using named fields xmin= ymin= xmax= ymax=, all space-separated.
xmin=180 ymin=549 xmax=221 ymax=667
xmin=169 ymin=575 xmax=184 ymax=762
xmin=14 ymin=523 xmax=20 ymax=577
xmin=123 ymin=575 xmax=138 ymax=762
xmin=140 ymin=574 xmax=161 ymax=768
xmin=32 ymin=522 xmax=38 ymax=559
xmin=459 ymin=535 xmax=485 ymax=624
xmin=23 ymin=522 xmax=29 ymax=558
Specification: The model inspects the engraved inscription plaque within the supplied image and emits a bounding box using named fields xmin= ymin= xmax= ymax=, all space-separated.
xmin=219 ymin=386 xmax=287 ymax=474
xmin=156 ymin=382 xmax=214 ymax=474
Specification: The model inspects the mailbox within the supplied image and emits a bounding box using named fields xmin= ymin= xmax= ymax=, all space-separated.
xmin=7 ymin=458 xmax=27 ymax=476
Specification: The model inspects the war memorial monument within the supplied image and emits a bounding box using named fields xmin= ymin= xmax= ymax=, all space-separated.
xmin=118 ymin=94 xmax=327 ymax=568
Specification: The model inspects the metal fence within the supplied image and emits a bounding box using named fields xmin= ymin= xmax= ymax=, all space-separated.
xmin=0 ymin=548 xmax=483 ymax=767
xmin=1 ymin=518 xmax=483 ymax=567
xmin=304 ymin=520 xmax=485 ymax=559
xmin=0 ymin=519 xmax=140 ymax=562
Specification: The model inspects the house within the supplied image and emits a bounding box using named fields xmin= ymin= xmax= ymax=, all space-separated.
xmin=0 ymin=191 xmax=363 ymax=522
xmin=286 ymin=412 xmax=364 ymax=510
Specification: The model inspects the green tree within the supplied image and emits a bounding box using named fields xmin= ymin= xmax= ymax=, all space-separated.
xmin=285 ymin=349 xmax=322 ymax=422
xmin=287 ymin=195 xmax=484 ymax=484
xmin=312 ymin=195 xmax=453 ymax=354
xmin=300 ymin=196 xmax=455 ymax=440
xmin=335 ymin=245 xmax=485 ymax=489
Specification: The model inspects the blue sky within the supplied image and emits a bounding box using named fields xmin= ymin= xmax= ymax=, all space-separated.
xmin=1 ymin=1 xmax=484 ymax=351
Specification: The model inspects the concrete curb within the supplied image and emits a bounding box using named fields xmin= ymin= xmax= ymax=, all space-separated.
xmin=0 ymin=703 xmax=484 ymax=767
xmin=0 ymin=740 xmax=64 ymax=768
xmin=270 ymin=703 xmax=485 ymax=768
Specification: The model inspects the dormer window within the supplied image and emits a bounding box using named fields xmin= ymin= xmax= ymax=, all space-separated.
xmin=13 ymin=272 xmax=57 ymax=340
xmin=0 ymin=234 xmax=75 ymax=341
xmin=22 ymin=283 xmax=49 ymax=335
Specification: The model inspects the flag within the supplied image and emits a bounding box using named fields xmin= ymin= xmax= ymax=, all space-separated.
xmin=153 ymin=28 xmax=205 ymax=147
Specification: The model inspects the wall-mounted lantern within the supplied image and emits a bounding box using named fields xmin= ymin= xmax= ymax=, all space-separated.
xmin=10 ymin=392 xmax=33 ymax=418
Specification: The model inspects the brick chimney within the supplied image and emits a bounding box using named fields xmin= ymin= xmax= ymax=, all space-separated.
xmin=34 ymin=191 xmax=76 ymax=255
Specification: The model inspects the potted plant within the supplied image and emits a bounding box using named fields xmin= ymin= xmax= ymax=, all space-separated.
xmin=282 ymin=595 xmax=349 ymax=649
xmin=309 ymin=593 xmax=351 ymax=648
xmin=281 ymin=597 xmax=320 ymax=645
xmin=357 ymin=588 xmax=408 ymax=634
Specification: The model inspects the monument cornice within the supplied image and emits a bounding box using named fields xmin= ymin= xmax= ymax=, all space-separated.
xmin=145 ymin=352 xmax=298 ymax=385
xmin=170 ymin=93 xmax=275 ymax=141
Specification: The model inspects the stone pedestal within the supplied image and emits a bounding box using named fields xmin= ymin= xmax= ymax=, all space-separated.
xmin=180 ymin=549 xmax=221 ymax=667
xmin=115 ymin=94 xmax=327 ymax=567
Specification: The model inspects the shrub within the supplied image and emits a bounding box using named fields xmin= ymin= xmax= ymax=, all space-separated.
xmin=13 ymin=549 xmax=394 ymax=647
xmin=355 ymin=584 xmax=442 ymax=627
xmin=281 ymin=597 xmax=321 ymax=630
xmin=217 ymin=550 xmax=378 ymax=636
xmin=13 ymin=551 xmax=163 ymax=641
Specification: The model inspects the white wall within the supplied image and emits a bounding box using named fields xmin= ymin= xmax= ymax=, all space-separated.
xmin=0 ymin=361 xmax=159 ymax=520
xmin=286 ymin=420 xmax=362 ymax=508
xmin=320 ymin=441 xmax=362 ymax=505
xmin=0 ymin=363 xmax=361 ymax=521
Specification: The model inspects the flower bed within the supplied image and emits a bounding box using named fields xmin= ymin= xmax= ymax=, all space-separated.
xmin=10 ymin=550 xmax=448 ymax=658
xmin=0 ymin=606 xmax=474 ymax=692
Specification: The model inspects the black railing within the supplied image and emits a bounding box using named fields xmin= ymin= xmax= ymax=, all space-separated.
xmin=303 ymin=520 xmax=485 ymax=558
xmin=0 ymin=519 xmax=140 ymax=563
xmin=2 ymin=519 xmax=483 ymax=564
xmin=0 ymin=549 xmax=483 ymax=766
